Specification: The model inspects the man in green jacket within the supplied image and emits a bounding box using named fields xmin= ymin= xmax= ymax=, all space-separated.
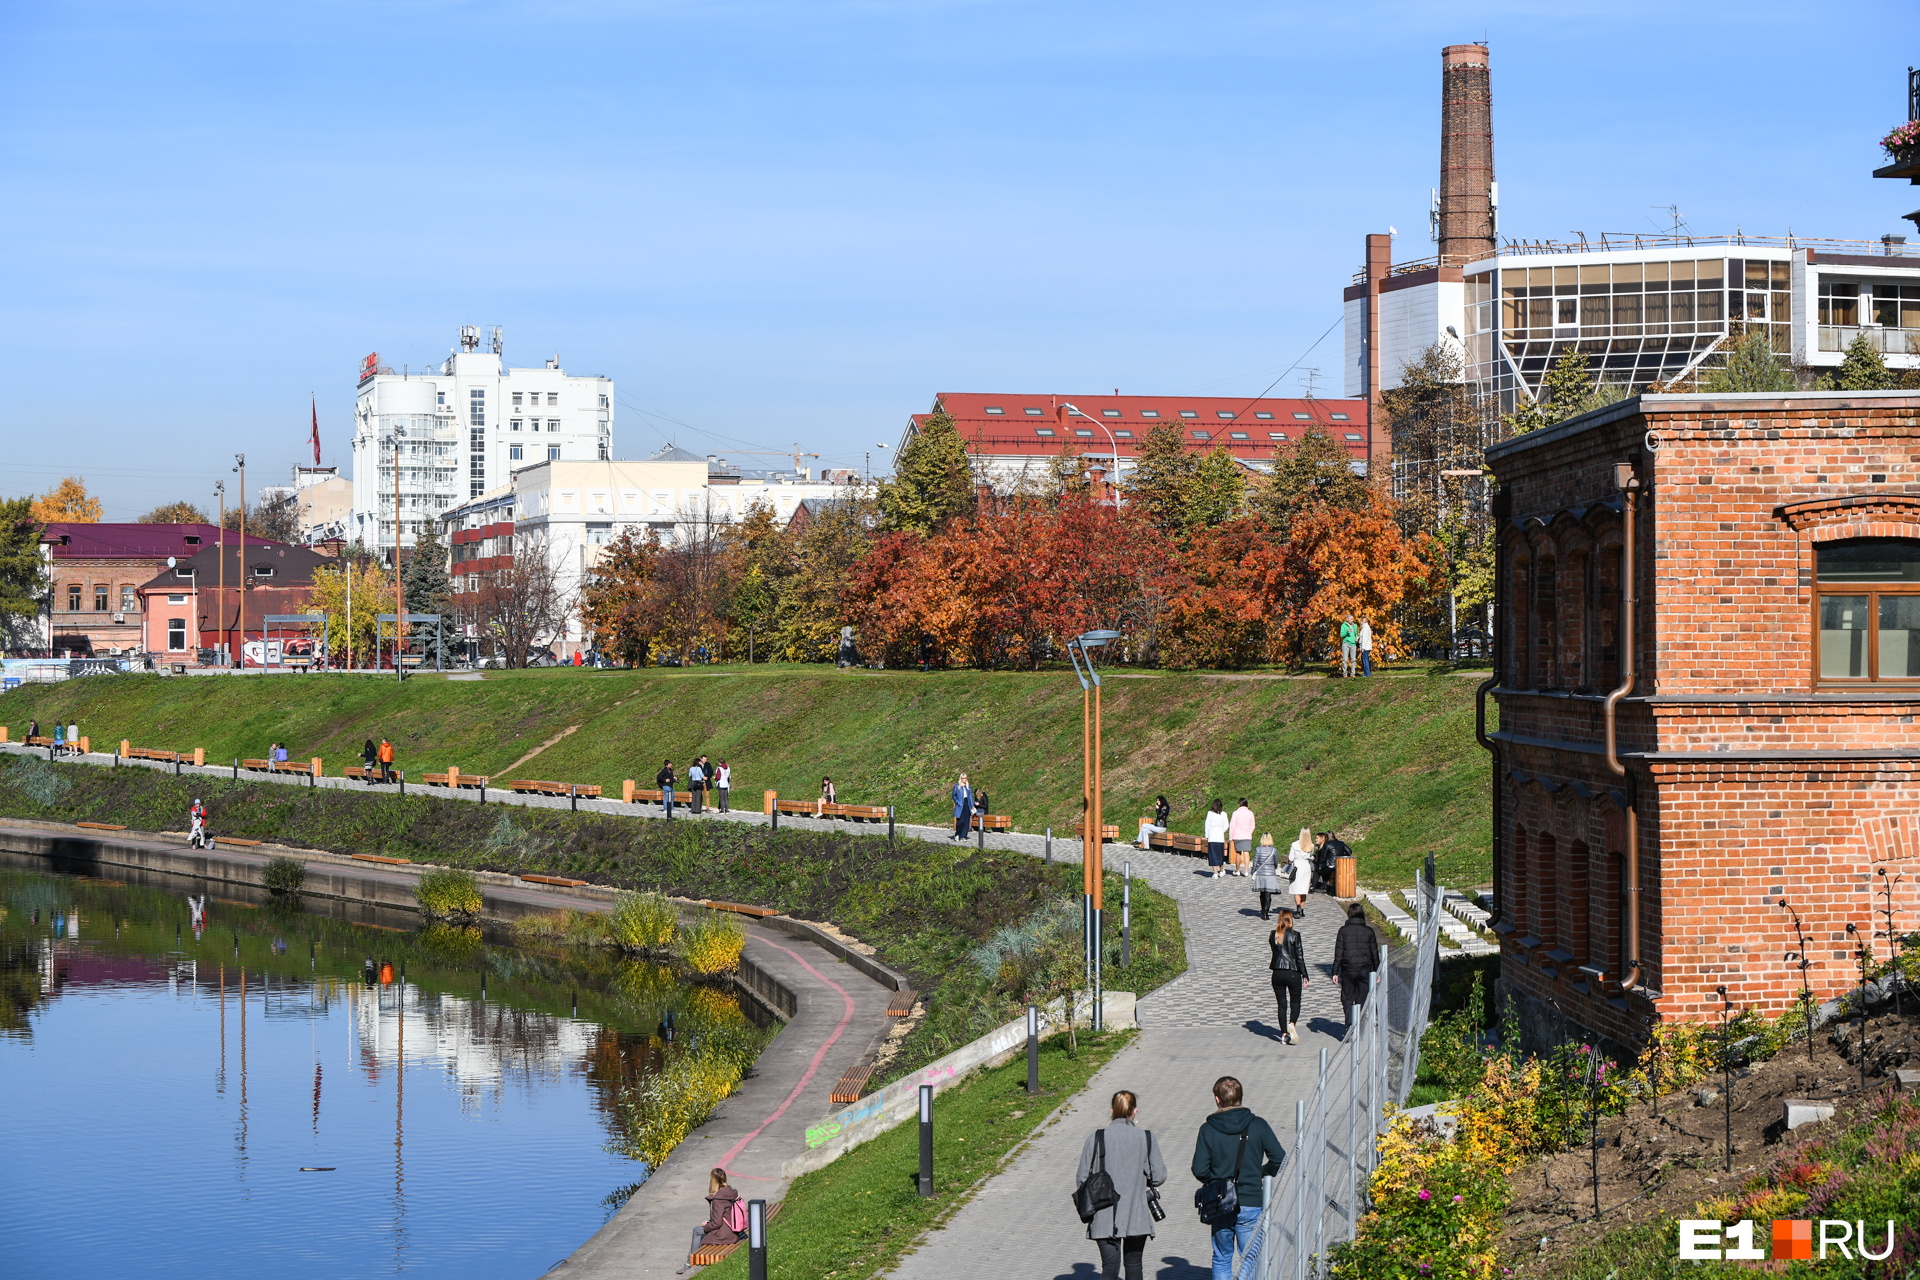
xmin=1191 ymin=1075 xmax=1285 ymax=1280
xmin=1339 ymin=614 xmax=1359 ymax=678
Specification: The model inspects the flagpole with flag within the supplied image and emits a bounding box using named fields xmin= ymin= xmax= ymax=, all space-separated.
xmin=310 ymin=395 xmax=321 ymax=466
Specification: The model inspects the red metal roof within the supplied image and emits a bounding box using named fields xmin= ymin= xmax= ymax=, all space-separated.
xmin=912 ymin=392 xmax=1372 ymax=462
xmin=39 ymin=523 xmax=284 ymax=560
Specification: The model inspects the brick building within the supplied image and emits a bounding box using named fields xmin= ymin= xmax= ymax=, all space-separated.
xmin=136 ymin=541 xmax=333 ymax=661
xmin=1482 ymin=390 xmax=1920 ymax=1049
xmin=37 ymin=523 xmax=228 ymax=656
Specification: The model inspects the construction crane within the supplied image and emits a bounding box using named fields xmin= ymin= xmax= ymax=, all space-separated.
xmin=691 ymin=444 xmax=821 ymax=479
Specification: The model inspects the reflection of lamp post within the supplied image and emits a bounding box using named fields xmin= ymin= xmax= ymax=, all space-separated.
xmin=1067 ymin=628 xmax=1121 ymax=1031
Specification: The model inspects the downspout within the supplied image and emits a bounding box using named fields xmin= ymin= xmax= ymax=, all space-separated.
xmin=1475 ymin=514 xmax=1502 ymax=927
xmin=1603 ymin=463 xmax=1644 ymax=995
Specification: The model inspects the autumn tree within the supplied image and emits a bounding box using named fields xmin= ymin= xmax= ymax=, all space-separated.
xmin=140 ymin=500 xmax=210 ymax=525
xmin=1186 ymin=447 xmax=1248 ymax=529
xmin=1124 ymin=421 xmax=1197 ymax=538
xmin=1268 ymin=492 xmax=1442 ymax=668
xmin=308 ymin=555 xmax=392 ymax=668
xmin=1252 ymin=427 xmax=1372 ymax=538
xmin=32 ymin=477 xmax=101 ymax=523
xmin=774 ymin=497 xmax=877 ymax=661
xmin=0 ymin=498 xmax=49 ymax=649
xmin=579 ymin=527 xmax=667 ymax=666
xmin=224 ymin=491 xmax=301 ymax=544
xmin=878 ymin=405 xmax=975 ymax=534
xmin=477 ymin=529 xmax=566 ymax=667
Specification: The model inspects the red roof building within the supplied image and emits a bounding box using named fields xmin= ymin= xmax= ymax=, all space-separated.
xmin=35 ymin=523 xmax=280 ymax=657
xmin=901 ymin=392 xmax=1373 ymax=490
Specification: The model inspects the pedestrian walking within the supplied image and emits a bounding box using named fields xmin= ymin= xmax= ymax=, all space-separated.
xmin=1269 ymin=909 xmax=1308 ymax=1043
xmin=1203 ymin=800 xmax=1229 ymax=878
xmin=951 ymin=773 xmax=974 ymax=840
xmin=657 ymin=759 xmax=677 ymax=816
xmin=361 ymin=738 xmax=377 ymax=784
xmin=688 ymin=1167 xmax=746 ymax=1264
xmin=688 ymin=759 xmax=706 ymax=815
xmin=715 ymin=760 xmax=731 ymax=813
xmin=1226 ymin=799 xmax=1255 ymax=877
xmin=378 ymin=738 xmax=395 ymax=783
xmin=1333 ymin=902 xmax=1381 ymax=1028
xmin=1359 ymin=617 xmax=1374 ymax=677
xmin=1136 ymin=795 xmax=1171 ymax=850
xmin=1191 ymin=1076 xmax=1284 ymax=1280
xmin=1287 ymin=827 xmax=1313 ymax=918
xmin=1249 ymin=834 xmax=1285 ymax=919
xmin=1339 ymin=614 xmax=1358 ymax=678
xmin=1075 ymin=1090 xmax=1167 ymax=1280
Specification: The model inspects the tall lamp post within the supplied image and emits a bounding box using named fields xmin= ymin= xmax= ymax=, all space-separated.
xmin=232 ymin=454 xmax=246 ymax=666
xmin=1056 ymin=403 xmax=1121 ymax=495
xmin=1067 ymin=628 xmax=1122 ymax=1032
xmin=870 ymin=441 xmax=888 ymax=488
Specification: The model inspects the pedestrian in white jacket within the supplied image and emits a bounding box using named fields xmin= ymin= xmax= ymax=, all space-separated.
xmin=1287 ymin=827 xmax=1314 ymax=920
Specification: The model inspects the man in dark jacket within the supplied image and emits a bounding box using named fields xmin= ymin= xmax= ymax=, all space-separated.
xmin=1191 ymin=1076 xmax=1284 ymax=1280
xmin=1313 ymin=831 xmax=1350 ymax=894
xmin=1332 ymin=902 xmax=1382 ymax=1027
xmin=657 ymin=759 xmax=676 ymax=817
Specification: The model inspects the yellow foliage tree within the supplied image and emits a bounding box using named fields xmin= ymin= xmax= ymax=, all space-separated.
xmin=307 ymin=557 xmax=392 ymax=667
xmin=32 ymin=477 xmax=102 ymax=523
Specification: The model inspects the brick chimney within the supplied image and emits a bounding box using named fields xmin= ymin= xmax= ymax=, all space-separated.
xmin=1438 ymin=43 xmax=1495 ymax=267
xmin=1362 ymin=232 xmax=1393 ymax=466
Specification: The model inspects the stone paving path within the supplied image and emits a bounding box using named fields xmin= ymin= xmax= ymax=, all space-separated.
xmin=889 ymin=842 xmax=1365 ymax=1280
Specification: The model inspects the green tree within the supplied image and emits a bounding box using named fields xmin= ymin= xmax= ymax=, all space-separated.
xmin=0 ymin=497 xmax=49 ymax=649
xmin=878 ymin=405 xmax=975 ymax=534
xmin=1124 ymin=422 xmax=1197 ymax=537
xmin=1699 ymin=329 xmax=1796 ymax=393
xmin=730 ymin=565 xmax=775 ymax=660
xmin=1185 ymin=447 xmax=1247 ymax=529
xmin=139 ymin=500 xmax=210 ymax=525
xmin=1504 ymin=349 xmax=1613 ymax=434
xmin=1834 ymin=333 xmax=1894 ymax=390
xmin=403 ymin=520 xmax=453 ymax=662
xmin=1252 ymin=427 xmax=1372 ymax=539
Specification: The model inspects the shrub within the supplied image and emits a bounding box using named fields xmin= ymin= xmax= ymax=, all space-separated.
xmin=262 ymin=856 xmax=306 ymax=895
xmin=511 ymin=908 xmax=610 ymax=947
xmin=675 ymin=910 xmax=747 ymax=975
xmin=609 ymin=1048 xmax=749 ymax=1168
xmin=415 ymin=867 xmax=482 ymax=919
xmin=608 ymin=891 xmax=679 ymax=953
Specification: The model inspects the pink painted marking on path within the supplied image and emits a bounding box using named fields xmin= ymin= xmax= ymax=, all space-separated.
xmin=714 ymin=936 xmax=857 ymax=1172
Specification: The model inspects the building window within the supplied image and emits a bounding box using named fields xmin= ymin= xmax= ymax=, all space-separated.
xmin=168 ymin=618 xmax=186 ymax=651
xmin=1102 ymin=409 xmax=1121 ymax=417
xmin=1816 ymin=538 xmax=1920 ymax=681
xmin=1330 ymin=413 xmax=1351 ymax=421
xmin=510 ymin=445 xmax=522 ymax=461
xmin=67 ymin=584 xmax=81 ymax=611
xmin=1269 ymin=432 xmax=1288 ymax=441
xmin=599 ymin=394 xmax=608 ymax=409
xmin=1216 ymin=411 xmax=1236 ymax=420
xmin=469 ymin=389 xmax=485 ymax=426
xmin=167 ymin=594 xmax=185 ymax=605
xmin=1293 ymin=412 xmax=1311 ymax=420
xmin=1255 ymin=412 xmax=1273 ymax=420
xmin=1113 ymin=430 xmax=1134 ymax=439
xmin=1141 ymin=410 xmax=1160 ymax=418
xmin=511 ymin=418 xmax=522 ymax=431
xmin=1229 ymin=431 xmax=1249 ymax=440
xmin=1024 ymin=407 xmax=1043 ymax=415
xmin=548 ymin=445 xmax=561 ymax=461
xmin=120 ymin=585 xmax=136 ymax=612
xmin=1035 ymin=428 xmax=1055 ymax=437
xmin=548 ymin=419 xmax=560 ymax=432
xmin=1179 ymin=410 xmax=1198 ymax=419
xmin=1074 ymin=428 xmax=1094 ymax=437
xmin=1192 ymin=431 xmax=1211 ymax=441
xmin=512 ymin=392 xmax=523 ymax=408
xmin=984 ymin=406 xmax=1004 ymax=414
xmin=94 ymin=585 xmax=109 ymax=612
xmin=437 ymin=391 xmax=446 ymax=406
xmin=1344 ymin=433 xmax=1363 ymax=441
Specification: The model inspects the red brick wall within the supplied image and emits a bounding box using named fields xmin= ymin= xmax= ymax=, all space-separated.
xmin=1486 ymin=393 xmax=1920 ymax=1045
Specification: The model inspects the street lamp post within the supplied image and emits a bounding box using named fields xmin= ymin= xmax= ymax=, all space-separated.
xmin=871 ymin=441 xmax=889 ymax=489
xmin=1056 ymin=403 xmax=1121 ymax=497
xmin=232 ymin=454 xmax=246 ymax=667
xmin=1067 ymin=628 xmax=1122 ymax=1032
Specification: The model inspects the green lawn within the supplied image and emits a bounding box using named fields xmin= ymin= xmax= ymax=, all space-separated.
xmin=0 ymin=662 xmax=1495 ymax=885
xmin=702 ymin=1027 xmax=1135 ymax=1280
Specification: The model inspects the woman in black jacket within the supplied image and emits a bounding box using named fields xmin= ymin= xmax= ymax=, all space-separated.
xmin=1269 ymin=910 xmax=1308 ymax=1045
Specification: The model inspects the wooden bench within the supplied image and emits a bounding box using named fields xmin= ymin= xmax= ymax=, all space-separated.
xmin=521 ymin=873 xmax=588 ymax=887
xmin=509 ymin=780 xmax=603 ymax=798
xmin=702 ymin=899 xmax=776 ymax=918
xmin=629 ymin=787 xmax=665 ymax=804
xmin=689 ymin=1201 xmax=783 ymax=1266
xmin=974 ymin=813 xmax=1012 ymax=831
xmin=343 ymin=766 xmax=392 ymax=783
xmin=76 ymin=821 xmax=128 ymax=831
xmin=271 ymin=759 xmax=317 ymax=777
xmin=352 ymin=853 xmax=412 ymax=865
xmin=775 ymin=799 xmax=887 ymax=821
xmin=420 ymin=772 xmax=490 ymax=789
xmin=1149 ymin=831 xmax=1209 ymax=856
xmin=27 ymin=736 xmax=54 ymax=748
xmin=214 ymin=836 xmax=261 ymax=847
xmin=830 ymin=1062 xmax=874 ymax=1105
xmin=240 ymin=758 xmax=274 ymax=772
xmin=1071 ymin=820 xmax=1121 ymax=842
xmin=127 ymin=747 xmax=181 ymax=763
xmin=886 ymin=988 xmax=918 ymax=1017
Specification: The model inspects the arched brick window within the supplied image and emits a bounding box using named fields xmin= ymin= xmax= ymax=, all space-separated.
xmin=1593 ymin=541 xmax=1621 ymax=692
xmin=1508 ymin=824 xmax=1528 ymax=934
xmin=1533 ymin=555 xmax=1558 ymax=689
xmin=1507 ymin=552 xmax=1532 ymax=687
xmin=1533 ymin=830 xmax=1558 ymax=949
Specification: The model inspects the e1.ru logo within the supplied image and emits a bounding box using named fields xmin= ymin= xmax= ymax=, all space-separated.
xmin=1678 ymin=1219 xmax=1896 ymax=1261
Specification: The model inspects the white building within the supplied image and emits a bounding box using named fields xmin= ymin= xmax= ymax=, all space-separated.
xmin=350 ymin=327 xmax=613 ymax=560
xmin=1345 ymin=232 xmax=1920 ymax=416
xmin=441 ymin=446 xmax=865 ymax=658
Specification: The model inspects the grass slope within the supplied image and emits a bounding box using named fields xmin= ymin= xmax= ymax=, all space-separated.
xmin=1 ymin=663 xmax=1495 ymax=884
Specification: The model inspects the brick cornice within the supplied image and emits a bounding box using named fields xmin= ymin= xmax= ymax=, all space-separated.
xmin=1776 ymin=493 xmax=1920 ymax=533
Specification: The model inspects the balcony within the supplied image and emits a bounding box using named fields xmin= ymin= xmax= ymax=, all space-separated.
xmin=1819 ymin=325 xmax=1920 ymax=355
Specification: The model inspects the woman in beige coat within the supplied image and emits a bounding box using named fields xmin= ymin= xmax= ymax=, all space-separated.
xmin=1075 ymin=1089 xmax=1168 ymax=1280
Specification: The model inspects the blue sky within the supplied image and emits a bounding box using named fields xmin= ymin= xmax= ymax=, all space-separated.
xmin=2 ymin=0 xmax=1912 ymax=519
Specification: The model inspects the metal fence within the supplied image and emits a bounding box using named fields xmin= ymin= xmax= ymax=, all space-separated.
xmin=1243 ymin=862 xmax=1445 ymax=1280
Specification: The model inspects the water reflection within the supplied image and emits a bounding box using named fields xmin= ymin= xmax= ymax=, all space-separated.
xmin=0 ymin=864 xmax=747 ymax=1279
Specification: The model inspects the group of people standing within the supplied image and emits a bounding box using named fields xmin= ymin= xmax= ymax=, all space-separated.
xmin=359 ymin=738 xmax=396 ymax=783
xmin=656 ymin=756 xmax=731 ymax=816
xmin=1338 ymin=614 xmax=1375 ymax=678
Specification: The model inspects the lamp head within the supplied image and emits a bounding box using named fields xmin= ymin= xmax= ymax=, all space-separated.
xmin=1078 ymin=629 xmax=1122 ymax=646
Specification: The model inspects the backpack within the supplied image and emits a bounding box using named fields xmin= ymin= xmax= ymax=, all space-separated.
xmin=723 ymin=1196 xmax=749 ymax=1235
xmin=1194 ymin=1129 xmax=1248 ymax=1224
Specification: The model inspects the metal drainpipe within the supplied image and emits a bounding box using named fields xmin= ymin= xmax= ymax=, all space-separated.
xmin=1603 ymin=464 xmax=1644 ymax=996
xmin=1475 ymin=499 xmax=1504 ymax=929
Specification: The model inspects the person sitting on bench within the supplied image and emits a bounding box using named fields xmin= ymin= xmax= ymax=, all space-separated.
xmin=690 ymin=1167 xmax=745 ymax=1261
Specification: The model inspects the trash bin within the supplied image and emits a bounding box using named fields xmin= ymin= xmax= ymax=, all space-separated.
xmin=1334 ymin=855 xmax=1357 ymax=899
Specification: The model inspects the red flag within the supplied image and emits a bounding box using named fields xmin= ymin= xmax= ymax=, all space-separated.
xmin=310 ymin=395 xmax=321 ymax=466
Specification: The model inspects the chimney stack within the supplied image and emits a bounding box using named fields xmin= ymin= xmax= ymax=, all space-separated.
xmin=1438 ymin=43 xmax=1495 ymax=266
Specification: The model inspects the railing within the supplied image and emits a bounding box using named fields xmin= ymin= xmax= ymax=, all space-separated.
xmin=1353 ymin=231 xmax=1920 ymax=282
xmin=1819 ymin=325 xmax=1920 ymax=355
xmin=1242 ymin=861 xmax=1444 ymax=1280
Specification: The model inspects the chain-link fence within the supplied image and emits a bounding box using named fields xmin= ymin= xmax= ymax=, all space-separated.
xmin=1243 ymin=861 xmax=1445 ymax=1280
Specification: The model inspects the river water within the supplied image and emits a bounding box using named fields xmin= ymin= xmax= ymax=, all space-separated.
xmin=0 ymin=864 xmax=708 ymax=1278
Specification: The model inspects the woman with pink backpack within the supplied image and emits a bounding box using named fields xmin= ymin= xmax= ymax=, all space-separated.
xmin=690 ymin=1167 xmax=749 ymax=1262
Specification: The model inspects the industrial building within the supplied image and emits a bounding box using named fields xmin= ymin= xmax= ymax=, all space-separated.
xmin=349 ymin=327 xmax=613 ymax=561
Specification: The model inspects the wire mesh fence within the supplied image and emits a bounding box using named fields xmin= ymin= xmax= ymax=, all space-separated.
xmin=1242 ymin=860 xmax=1445 ymax=1280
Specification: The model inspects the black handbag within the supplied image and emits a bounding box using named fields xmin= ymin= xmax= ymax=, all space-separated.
xmin=1073 ymin=1129 xmax=1121 ymax=1223
xmin=1194 ymin=1130 xmax=1248 ymax=1224
xmin=1145 ymin=1132 xmax=1166 ymax=1222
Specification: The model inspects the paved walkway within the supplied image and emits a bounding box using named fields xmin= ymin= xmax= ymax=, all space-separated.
xmin=890 ymin=844 xmax=1363 ymax=1280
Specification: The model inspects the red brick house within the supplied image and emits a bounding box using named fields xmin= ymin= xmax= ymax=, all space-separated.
xmin=1482 ymin=390 xmax=1920 ymax=1049
xmin=137 ymin=541 xmax=333 ymax=662
xmin=37 ymin=523 xmax=227 ymax=655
